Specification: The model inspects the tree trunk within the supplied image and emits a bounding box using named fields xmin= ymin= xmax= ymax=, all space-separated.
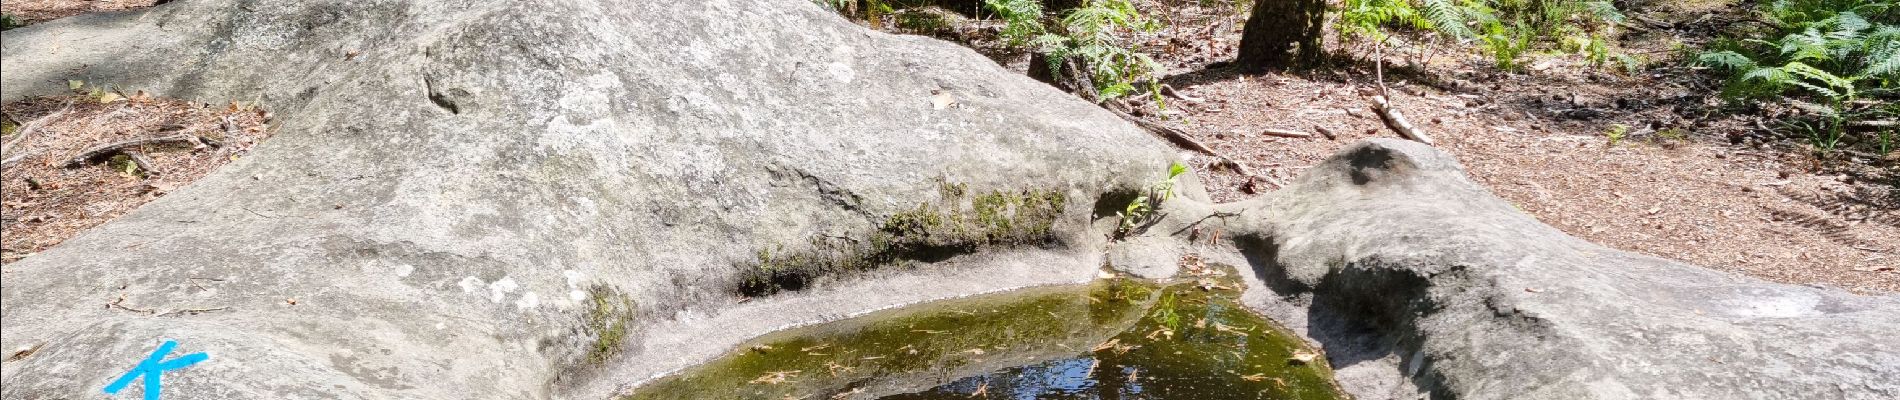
xmin=1234 ymin=0 xmax=1326 ymax=72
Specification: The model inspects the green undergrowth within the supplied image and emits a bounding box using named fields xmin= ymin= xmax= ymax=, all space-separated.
xmin=1 ymin=14 xmax=21 ymax=31
xmin=1339 ymin=0 xmax=1629 ymax=72
xmin=737 ymin=181 xmax=1068 ymax=296
xmin=1696 ymin=0 xmax=1899 ymax=154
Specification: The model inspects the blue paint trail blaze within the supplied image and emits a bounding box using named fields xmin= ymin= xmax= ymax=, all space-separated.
xmin=104 ymin=340 xmax=209 ymax=400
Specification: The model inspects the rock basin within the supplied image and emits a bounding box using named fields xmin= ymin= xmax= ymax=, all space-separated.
xmin=625 ymin=267 xmax=1342 ymax=399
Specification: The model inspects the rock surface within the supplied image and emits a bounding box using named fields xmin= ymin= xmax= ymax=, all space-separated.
xmin=1195 ymin=139 xmax=1900 ymax=399
xmin=2 ymin=1 xmax=1896 ymax=400
xmin=1105 ymin=235 xmax=1181 ymax=279
xmin=0 ymin=1 xmax=1174 ymax=399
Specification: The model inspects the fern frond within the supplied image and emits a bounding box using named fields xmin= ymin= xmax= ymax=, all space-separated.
xmin=1420 ymin=0 xmax=1475 ymax=39
xmin=1861 ymin=47 xmax=1900 ymax=78
xmin=1581 ymin=1 xmax=1627 ymax=24
xmin=1784 ymin=60 xmax=1857 ymax=98
xmin=1699 ymin=50 xmax=1761 ymax=71
xmin=1781 ymin=28 xmax=1833 ymax=61
xmin=1829 ymin=11 xmax=1871 ymax=40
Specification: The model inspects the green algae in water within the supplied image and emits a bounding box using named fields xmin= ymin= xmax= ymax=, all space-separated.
xmin=625 ymin=268 xmax=1342 ymax=400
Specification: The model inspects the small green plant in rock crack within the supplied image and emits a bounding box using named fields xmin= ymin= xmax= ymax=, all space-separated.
xmin=1115 ymin=161 xmax=1187 ymax=238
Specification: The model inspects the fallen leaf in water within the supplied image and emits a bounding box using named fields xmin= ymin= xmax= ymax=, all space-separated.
xmin=1145 ymin=328 xmax=1174 ymax=341
xmin=1289 ymin=350 xmax=1318 ymax=365
xmin=750 ymin=370 xmax=801 ymax=385
xmin=1240 ymin=373 xmax=1267 ymax=381
xmin=824 ymin=361 xmax=853 ymax=376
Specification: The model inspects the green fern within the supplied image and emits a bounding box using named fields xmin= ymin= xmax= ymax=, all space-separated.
xmin=1340 ymin=0 xmax=1626 ymax=71
xmin=987 ymin=0 xmax=1160 ymax=101
xmin=1698 ymin=0 xmax=1899 ymax=153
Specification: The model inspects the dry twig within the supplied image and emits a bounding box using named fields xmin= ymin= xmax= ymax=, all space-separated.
xmin=2 ymin=100 xmax=75 ymax=154
xmin=1314 ymin=126 xmax=1338 ymax=140
xmin=65 ymin=134 xmax=198 ymax=168
xmin=1261 ymin=128 xmax=1313 ymax=138
xmin=1367 ymin=94 xmax=1435 ymax=145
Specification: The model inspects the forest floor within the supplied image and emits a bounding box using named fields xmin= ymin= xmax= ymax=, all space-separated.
xmin=884 ymin=0 xmax=1898 ymax=293
xmin=1133 ymin=2 xmax=1897 ymax=293
xmin=0 ymin=92 xmax=273 ymax=264
xmin=2 ymin=1 xmax=1894 ymax=292
xmin=0 ymin=0 xmax=158 ymax=25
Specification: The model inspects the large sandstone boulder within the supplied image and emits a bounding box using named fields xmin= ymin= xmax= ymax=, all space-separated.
xmin=3 ymin=1 xmax=1895 ymax=399
xmin=1 ymin=1 xmax=1174 ymax=398
xmin=1185 ymin=140 xmax=1900 ymax=399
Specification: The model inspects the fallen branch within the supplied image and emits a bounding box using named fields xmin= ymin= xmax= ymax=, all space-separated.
xmin=0 ymin=150 xmax=34 ymax=171
xmin=107 ymin=292 xmax=155 ymax=314
xmin=65 ymin=134 xmax=198 ymax=168
xmin=1313 ymin=126 xmax=1338 ymax=140
xmin=1105 ymin=106 xmax=1218 ymax=155
xmin=1 ymin=100 xmax=75 ymax=155
xmin=127 ymin=151 xmax=159 ymax=176
xmin=1366 ymin=94 xmax=1435 ymax=145
xmin=1159 ymin=84 xmax=1204 ymax=103
xmin=1261 ymin=128 xmax=1313 ymax=139
xmin=1103 ymin=105 xmax=1261 ymax=177
xmin=1850 ymin=120 xmax=1897 ymax=128
xmin=158 ymin=306 xmax=231 ymax=317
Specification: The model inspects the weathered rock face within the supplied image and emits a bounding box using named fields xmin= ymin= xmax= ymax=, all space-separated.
xmin=0 ymin=1 xmax=1175 ymax=399
xmin=4 ymin=1 xmax=1897 ymax=400
xmin=1196 ymin=140 xmax=1900 ymax=399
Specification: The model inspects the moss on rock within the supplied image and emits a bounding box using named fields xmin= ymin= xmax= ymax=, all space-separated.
xmin=738 ymin=181 xmax=1068 ymax=296
xmin=583 ymin=284 xmax=638 ymax=364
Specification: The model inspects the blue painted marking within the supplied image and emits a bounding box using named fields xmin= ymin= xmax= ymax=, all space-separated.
xmin=104 ymin=340 xmax=209 ymax=400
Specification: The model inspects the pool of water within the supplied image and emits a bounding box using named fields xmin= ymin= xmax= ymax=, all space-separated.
xmin=623 ymin=266 xmax=1341 ymax=399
